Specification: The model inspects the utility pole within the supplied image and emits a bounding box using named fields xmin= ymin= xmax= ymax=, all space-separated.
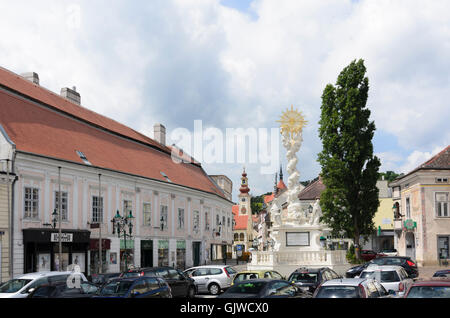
xmin=98 ymin=173 xmax=102 ymax=274
xmin=58 ymin=166 xmax=62 ymax=271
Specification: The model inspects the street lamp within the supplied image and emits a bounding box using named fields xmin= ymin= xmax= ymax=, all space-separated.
xmin=111 ymin=209 xmax=134 ymax=271
xmin=51 ymin=209 xmax=58 ymax=229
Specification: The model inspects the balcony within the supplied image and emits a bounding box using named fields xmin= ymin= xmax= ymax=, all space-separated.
xmin=394 ymin=219 xmax=403 ymax=231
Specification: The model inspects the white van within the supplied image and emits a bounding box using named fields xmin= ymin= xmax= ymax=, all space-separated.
xmin=0 ymin=271 xmax=87 ymax=298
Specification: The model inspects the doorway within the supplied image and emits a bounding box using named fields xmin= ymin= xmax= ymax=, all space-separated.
xmin=141 ymin=240 xmax=153 ymax=268
xmin=405 ymin=232 xmax=416 ymax=259
xmin=192 ymin=242 xmax=201 ymax=266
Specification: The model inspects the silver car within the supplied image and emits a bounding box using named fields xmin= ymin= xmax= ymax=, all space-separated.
xmin=359 ymin=264 xmax=413 ymax=297
xmin=0 ymin=271 xmax=88 ymax=298
xmin=184 ymin=265 xmax=237 ymax=295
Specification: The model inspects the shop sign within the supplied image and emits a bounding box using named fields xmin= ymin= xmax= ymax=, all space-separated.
xmin=51 ymin=233 xmax=73 ymax=242
xmin=403 ymin=219 xmax=417 ymax=231
xmin=177 ymin=240 xmax=186 ymax=249
xmin=120 ymin=239 xmax=134 ymax=249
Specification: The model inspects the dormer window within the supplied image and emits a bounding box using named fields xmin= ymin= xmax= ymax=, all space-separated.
xmin=76 ymin=150 xmax=91 ymax=165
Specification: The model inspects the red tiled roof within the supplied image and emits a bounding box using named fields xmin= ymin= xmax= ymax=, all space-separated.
xmin=418 ymin=145 xmax=450 ymax=169
xmin=0 ymin=67 xmax=226 ymax=199
xmin=264 ymin=193 xmax=275 ymax=203
xmin=232 ymin=204 xmax=249 ymax=230
xmin=277 ymin=179 xmax=287 ymax=190
xmin=298 ymin=177 xmax=325 ymax=200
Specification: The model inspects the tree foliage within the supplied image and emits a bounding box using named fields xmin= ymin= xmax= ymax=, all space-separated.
xmin=379 ymin=171 xmax=402 ymax=182
xmin=317 ymin=59 xmax=381 ymax=257
xmin=251 ymin=192 xmax=272 ymax=215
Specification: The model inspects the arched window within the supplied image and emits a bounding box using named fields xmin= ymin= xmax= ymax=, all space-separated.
xmin=240 ymin=233 xmax=245 ymax=241
xmin=234 ymin=233 xmax=239 ymax=241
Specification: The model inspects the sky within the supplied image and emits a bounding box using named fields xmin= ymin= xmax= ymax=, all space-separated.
xmin=0 ymin=0 xmax=449 ymax=201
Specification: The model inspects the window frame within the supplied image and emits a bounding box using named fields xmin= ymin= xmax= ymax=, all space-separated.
xmin=435 ymin=192 xmax=449 ymax=218
xmin=54 ymin=191 xmax=69 ymax=222
xmin=143 ymin=202 xmax=152 ymax=226
xmin=91 ymin=195 xmax=104 ymax=223
xmin=24 ymin=186 xmax=40 ymax=220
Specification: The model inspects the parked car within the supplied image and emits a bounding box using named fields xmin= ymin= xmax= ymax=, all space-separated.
xmin=232 ymin=270 xmax=284 ymax=286
xmin=120 ymin=266 xmax=196 ymax=298
xmin=360 ymin=250 xmax=384 ymax=262
xmin=359 ymin=265 xmax=413 ymax=297
xmin=404 ymin=279 xmax=450 ymax=298
xmin=370 ymin=256 xmax=419 ymax=278
xmin=345 ymin=262 xmax=371 ymax=278
xmin=313 ymin=278 xmax=396 ymax=298
xmin=95 ymin=276 xmax=172 ymax=298
xmin=89 ymin=272 xmax=121 ymax=286
xmin=183 ymin=265 xmax=237 ymax=295
xmin=0 ymin=271 xmax=87 ymax=298
xmin=218 ymin=279 xmax=312 ymax=298
xmin=433 ymin=269 xmax=450 ymax=278
xmin=27 ymin=281 xmax=100 ymax=298
xmin=380 ymin=249 xmax=398 ymax=257
xmin=287 ymin=267 xmax=341 ymax=293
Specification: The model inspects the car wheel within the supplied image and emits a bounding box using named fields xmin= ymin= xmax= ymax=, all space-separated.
xmin=187 ymin=286 xmax=196 ymax=298
xmin=208 ymin=283 xmax=220 ymax=296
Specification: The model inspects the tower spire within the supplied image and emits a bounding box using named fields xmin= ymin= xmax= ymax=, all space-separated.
xmin=279 ymin=165 xmax=283 ymax=180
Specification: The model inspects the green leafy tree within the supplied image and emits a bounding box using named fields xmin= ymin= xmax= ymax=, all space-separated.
xmin=379 ymin=171 xmax=401 ymax=182
xmin=317 ymin=59 xmax=381 ymax=259
xmin=251 ymin=192 xmax=272 ymax=214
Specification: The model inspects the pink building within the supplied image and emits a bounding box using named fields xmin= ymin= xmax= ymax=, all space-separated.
xmin=0 ymin=67 xmax=234 ymax=277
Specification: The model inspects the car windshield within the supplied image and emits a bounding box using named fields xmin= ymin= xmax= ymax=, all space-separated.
xmin=288 ymin=273 xmax=318 ymax=283
xmin=359 ymin=271 xmax=375 ymax=279
xmin=406 ymin=286 xmax=450 ymax=298
xmin=0 ymin=279 xmax=32 ymax=293
xmin=380 ymin=271 xmax=400 ymax=282
xmin=234 ymin=273 xmax=260 ymax=282
xmin=99 ymin=281 xmax=133 ymax=296
xmin=372 ymin=258 xmax=403 ymax=265
xmin=121 ymin=272 xmax=140 ymax=278
xmin=315 ymin=286 xmax=360 ymax=298
xmin=227 ymin=282 xmax=267 ymax=294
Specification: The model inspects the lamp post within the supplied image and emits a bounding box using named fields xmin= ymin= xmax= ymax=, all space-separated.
xmin=111 ymin=209 xmax=134 ymax=271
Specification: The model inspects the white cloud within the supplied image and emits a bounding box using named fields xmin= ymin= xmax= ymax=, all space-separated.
xmin=1 ymin=0 xmax=449 ymax=199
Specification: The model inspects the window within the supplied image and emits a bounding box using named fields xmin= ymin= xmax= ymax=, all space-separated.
xmin=92 ymin=196 xmax=103 ymax=223
xmin=143 ymin=203 xmax=151 ymax=226
xmin=234 ymin=233 xmax=239 ymax=241
xmin=24 ymin=187 xmax=39 ymax=219
xmin=55 ymin=191 xmax=68 ymax=221
xmin=227 ymin=217 xmax=230 ymax=228
xmin=436 ymin=192 xmax=449 ymax=217
xmin=205 ymin=210 xmax=210 ymax=231
xmin=216 ymin=214 xmax=220 ymax=227
xmin=436 ymin=178 xmax=449 ymax=183
xmin=178 ymin=208 xmax=185 ymax=229
xmin=123 ymin=200 xmax=132 ymax=216
xmin=160 ymin=205 xmax=168 ymax=230
xmin=210 ymin=268 xmax=222 ymax=275
xmin=405 ymin=197 xmax=411 ymax=218
xmin=239 ymin=233 xmax=245 ymax=241
xmin=193 ymin=210 xmax=199 ymax=233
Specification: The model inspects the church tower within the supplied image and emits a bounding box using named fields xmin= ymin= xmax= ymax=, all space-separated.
xmin=238 ymin=168 xmax=251 ymax=215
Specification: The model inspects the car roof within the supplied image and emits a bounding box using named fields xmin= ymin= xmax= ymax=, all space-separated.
xmin=14 ymin=271 xmax=78 ymax=279
xmin=364 ymin=264 xmax=404 ymax=271
xmin=321 ymin=278 xmax=368 ymax=286
xmin=185 ymin=265 xmax=229 ymax=270
xmin=236 ymin=270 xmax=277 ymax=275
xmin=292 ymin=267 xmax=327 ymax=273
xmin=411 ymin=278 xmax=450 ymax=286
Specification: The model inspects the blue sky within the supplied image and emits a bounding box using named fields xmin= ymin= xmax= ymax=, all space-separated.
xmin=0 ymin=0 xmax=449 ymax=201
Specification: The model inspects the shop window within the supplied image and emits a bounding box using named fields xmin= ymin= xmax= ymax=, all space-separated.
xmin=24 ymin=187 xmax=39 ymax=219
xmin=92 ymin=196 xmax=103 ymax=223
xmin=436 ymin=193 xmax=449 ymax=217
xmin=176 ymin=240 xmax=186 ymax=269
xmin=143 ymin=203 xmax=151 ymax=226
xmin=55 ymin=191 xmax=68 ymax=221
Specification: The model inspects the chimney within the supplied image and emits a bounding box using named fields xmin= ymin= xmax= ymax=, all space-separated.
xmin=153 ymin=123 xmax=166 ymax=145
xmin=21 ymin=72 xmax=40 ymax=85
xmin=60 ymin=86 xmax=81 ymax=105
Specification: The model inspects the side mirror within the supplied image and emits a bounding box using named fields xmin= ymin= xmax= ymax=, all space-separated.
xmin=27 ymin=288 xmax=35 ymax=294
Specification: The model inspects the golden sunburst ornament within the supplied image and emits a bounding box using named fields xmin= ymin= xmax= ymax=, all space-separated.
xmin=277 ymin=105 xmax=308 ymax=136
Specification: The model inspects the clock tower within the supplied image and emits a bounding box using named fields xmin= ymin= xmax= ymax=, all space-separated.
xmin=238 ymin=168 xmax=251 ymax=215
